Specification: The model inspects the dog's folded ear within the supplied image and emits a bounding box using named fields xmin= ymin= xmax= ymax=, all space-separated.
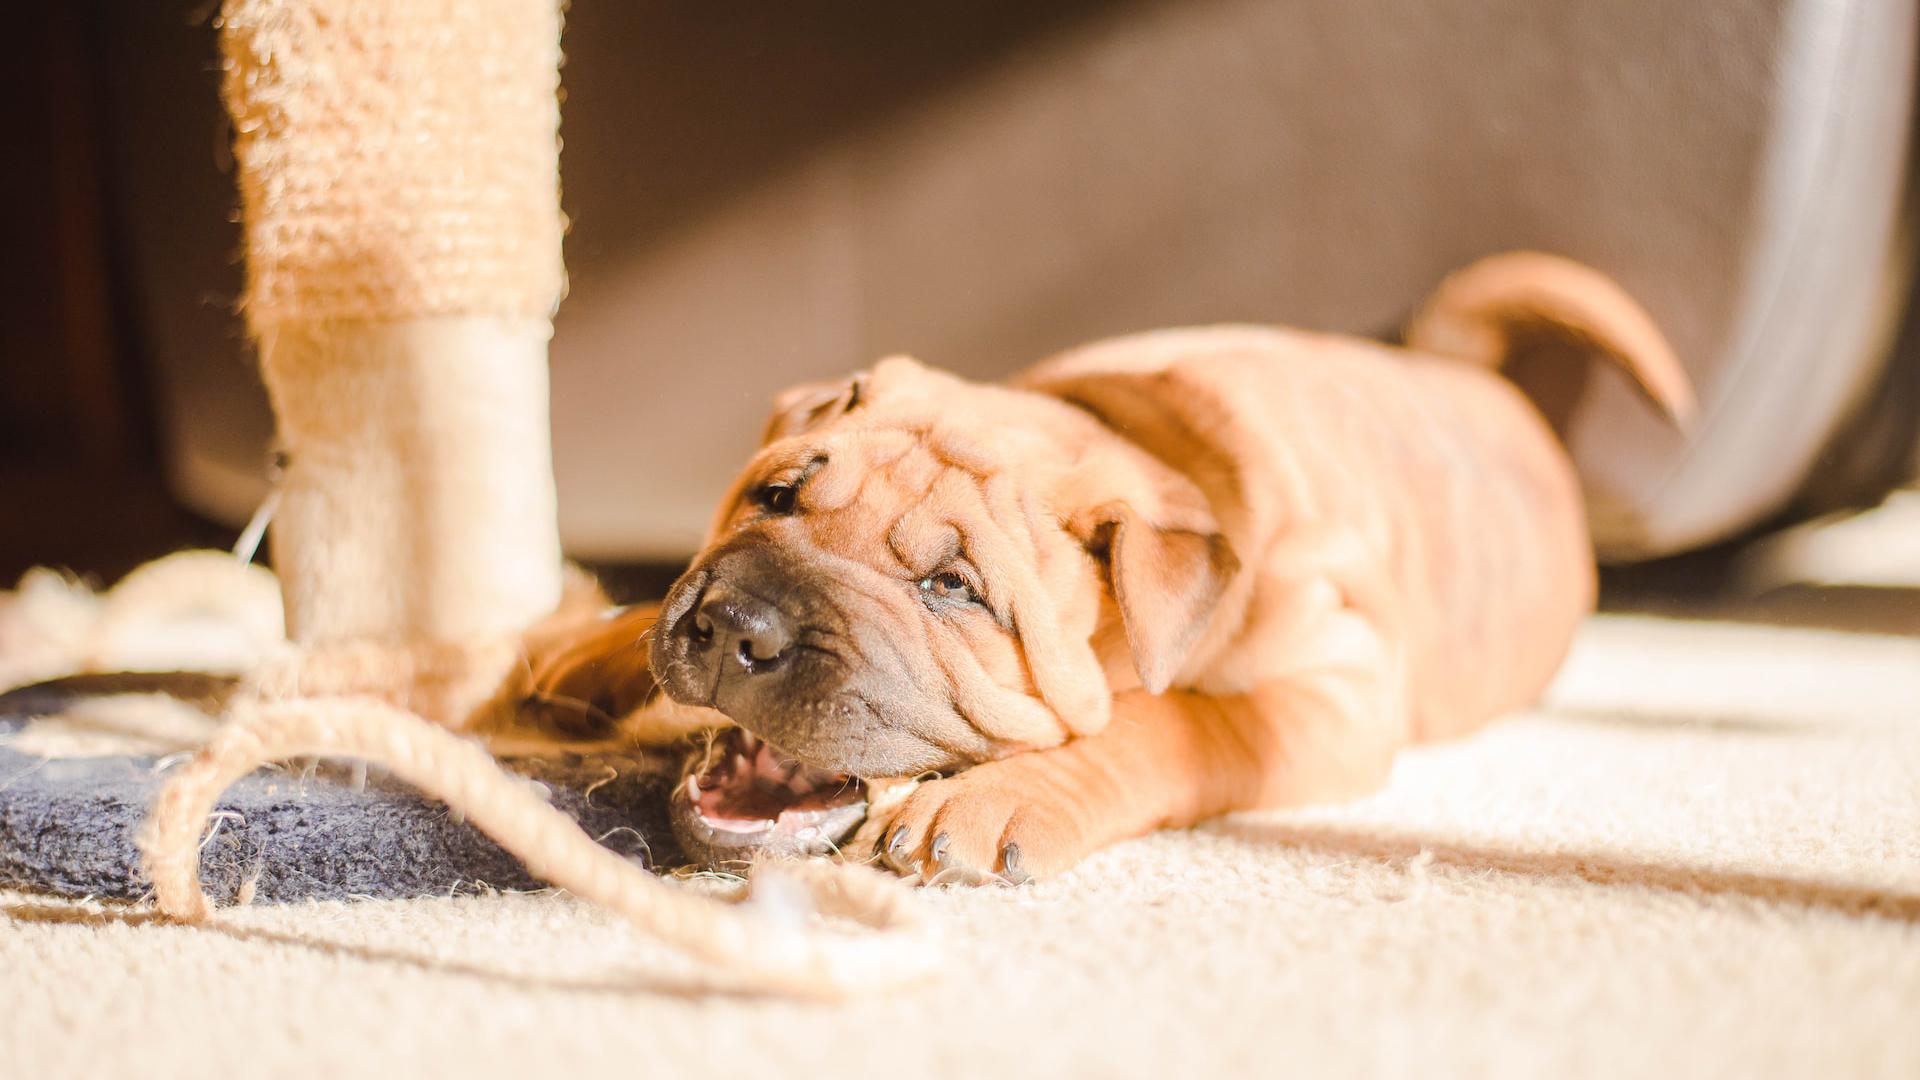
xmin=1084 ymin=504 xmax=1238 ymax=694
xmin=760 ymin=373 xmax=868 ymax=444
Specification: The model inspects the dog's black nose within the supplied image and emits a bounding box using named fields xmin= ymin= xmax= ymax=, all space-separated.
xmin=652 ymin=539 xmax=850 ymax=726
xmin=692 ymin=586 xmax=794 ymax=673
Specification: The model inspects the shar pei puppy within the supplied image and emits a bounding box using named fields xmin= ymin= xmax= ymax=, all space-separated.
xmin=530 ymin=251 xmax=1691 ymax=883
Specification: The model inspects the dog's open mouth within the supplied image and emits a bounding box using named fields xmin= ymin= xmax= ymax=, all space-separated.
xmin=669 ymin=726 xmax=868 ymax=865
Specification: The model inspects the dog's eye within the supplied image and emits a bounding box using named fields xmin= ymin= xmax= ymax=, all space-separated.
xmin=918 ymin=571 xmax=977 ymax=604
xmin=750 ymin=456 xmax=826 ymax=516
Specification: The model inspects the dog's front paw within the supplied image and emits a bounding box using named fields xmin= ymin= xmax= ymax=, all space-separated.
xmin=855 ymin=757 xmax=1091 ymax=886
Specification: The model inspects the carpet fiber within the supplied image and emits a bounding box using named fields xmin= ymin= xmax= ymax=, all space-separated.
xmin=4 ymin=611 xmax=1916 ymax=1078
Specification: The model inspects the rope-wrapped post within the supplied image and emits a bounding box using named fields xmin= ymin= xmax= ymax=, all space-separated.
xmin=220 ymin=0 xmax=567 ymax=672
xmin=163 ymin=1 xmax=942 ymax=997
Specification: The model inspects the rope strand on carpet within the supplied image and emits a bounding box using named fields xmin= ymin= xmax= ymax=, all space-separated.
xmin=137 ymin=695 xmax=937 ymax=998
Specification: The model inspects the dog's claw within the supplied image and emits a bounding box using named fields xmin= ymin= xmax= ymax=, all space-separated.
xmin=881 ymin=824 xmax=916 ymax=874
xmin=929 ymin=832 xmax=951 ymax=867
xmin=1000 ymin=841 xmax=1030 ymax=885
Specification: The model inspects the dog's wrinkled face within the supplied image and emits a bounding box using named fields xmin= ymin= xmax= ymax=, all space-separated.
xmin=650 ymin=356 xmax=1236 ymax=782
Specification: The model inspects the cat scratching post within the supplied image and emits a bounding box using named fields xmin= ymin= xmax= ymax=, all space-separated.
xmin=222 ymin=0 xmax=566 ymax=675
xmin=128 ymin=0 xmax=937 ymax=995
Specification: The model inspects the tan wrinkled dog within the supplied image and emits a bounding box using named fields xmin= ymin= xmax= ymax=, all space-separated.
xmin=537 ymin=252 xmax=1691 ymax=884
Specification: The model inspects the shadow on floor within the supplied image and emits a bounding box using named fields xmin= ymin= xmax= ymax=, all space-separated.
xmin=0 ymin=893 xmax=770 ymax=999
xmin=1602 ymin=583 xmax=1920 ymax=638
xmin=1208 ymin=818 xmax=1920 ymax=925
xmin=1535 ymin=703 xmax=1822 ymax=737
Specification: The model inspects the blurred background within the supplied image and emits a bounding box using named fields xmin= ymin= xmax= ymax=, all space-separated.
xmin=4 ymin=1 xmax=1918 ymax=621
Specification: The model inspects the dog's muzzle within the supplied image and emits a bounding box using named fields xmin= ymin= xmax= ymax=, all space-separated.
xmin=652 ymin=538 xmax=857 ymax=767
xmin=651 ymin=535 xmax=968 ymax=779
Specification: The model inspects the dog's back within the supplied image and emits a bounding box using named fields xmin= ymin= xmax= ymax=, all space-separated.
xmin=1021 ymin=253 xmax=1688 ymax=740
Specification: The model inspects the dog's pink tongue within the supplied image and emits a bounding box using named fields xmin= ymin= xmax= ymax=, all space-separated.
xmin=690 ymin=728 xmax=858 ymax=829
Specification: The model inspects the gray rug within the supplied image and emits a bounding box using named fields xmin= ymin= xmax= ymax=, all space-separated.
xmin=0 ymin=679 xmax=680 ymax=903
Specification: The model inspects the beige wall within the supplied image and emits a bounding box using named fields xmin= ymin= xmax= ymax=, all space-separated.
xmin=115 ymin=0 xmax=1913 ymax=561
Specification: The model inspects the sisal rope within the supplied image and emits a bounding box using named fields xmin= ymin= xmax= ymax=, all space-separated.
xmin=220 ymin=0 xmax=567 ymax=328
xmin=138 ymin=695 xmax=937 ymax=999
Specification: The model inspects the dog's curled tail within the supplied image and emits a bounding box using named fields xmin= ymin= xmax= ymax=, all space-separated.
xmin=1405 ymin=251 xmax=1695 ymax=427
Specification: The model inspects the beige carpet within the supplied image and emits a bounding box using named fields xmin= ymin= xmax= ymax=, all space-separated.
xmin=4 ymin=611 xmax=1917 ymax=1079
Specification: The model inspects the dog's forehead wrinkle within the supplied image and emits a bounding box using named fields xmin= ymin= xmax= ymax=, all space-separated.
xmin=882 ymin=462 xmax=961 ymax=573
xmin=846 ymin=425 xmax=915 ymax=466
xmin=889 ymin=514 xmax=961 ymax=577
xmin=972 ymin=475 xmax=1038 ymax=563
xmin=753 ymin=441 xmax=830 ymax=478
xmin=949 ymin=492 xmax=1029 ymax=601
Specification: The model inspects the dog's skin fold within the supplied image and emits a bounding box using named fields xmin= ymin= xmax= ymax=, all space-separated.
xmin=533 ymin=251 xmax=1691 ymax=884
